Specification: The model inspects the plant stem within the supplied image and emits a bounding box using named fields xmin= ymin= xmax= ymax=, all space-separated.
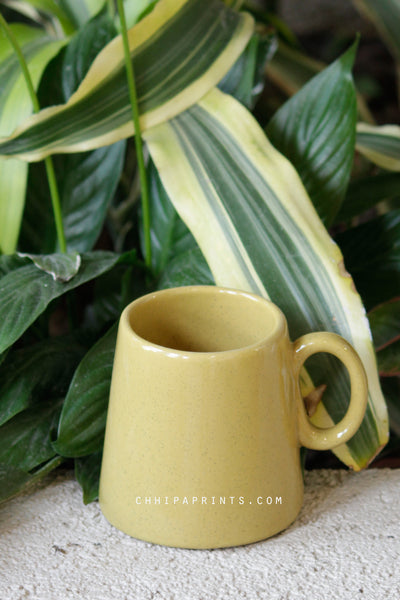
xmin=0 ymin=13 xmax=67 ymax=253
xmin=116 ymin=0 xmax=152 ymax=270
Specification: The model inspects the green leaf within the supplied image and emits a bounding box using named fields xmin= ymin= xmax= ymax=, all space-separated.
xmin=57 ymin=0 xmax=107 ymax=29
xmin=266 ymin=43 xmax=358 ymax=226
xmin=0 ymin=0 xmax=254 ymax=160
xmin=0 ymin=397 xmax=63 ymax=471
xmin=0 ymin=463 xmax=33 ymax=503
xmin=337 ymin=172 xmax=400 ymax=222
xmin=0 ymin=251 xmax=121 ymax=354
xmin=54 ymin=324 xmax=117 ymax=457
xmin=158 ymin=247 xmax=214 ymax=289
xmin=0 ymin=335 xmax=86 ymax=427
xmin=337 ymin=210 xmax=400 ymax=310
xmin=356 ymin=124 xmax=400 ymax=172
xmin=381 ymin=377 xmax=400 ymax=436
xmin=75 ymin=451 xmax=102 ymax=504
xmin=219 ymin=31 xmax=276 ymax=108
xmin=368 ymin=299 xmax=400 ymax=351
xmin=115 ymin=0 xmax=157 ymax=29
xmin=144 ymin=86 xmax=389 ymax=470
xmin=1 ymin=1 xmax=75 ymax=36
xmin=0 ymin=456 xmax=63 ymax=504
xmin=0 ymin=24 xmax=65 ymax=253
xmin=144 ymin=160 xmax=196 ymax=276
xmin=377 ymin=341 xmax=400 ymax=376
xmin=18 ymin=251 xmax=81 ymax=281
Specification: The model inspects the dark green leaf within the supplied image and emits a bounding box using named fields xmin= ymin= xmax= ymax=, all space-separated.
xmin=158 ymin=247 xmax=214 ymax=290
xmin=219 ymin=31 xmax=276 ymax=108
xmin=87 ymin=261 xmax=149 ymax=332
xmin=368 ymin=299 xmax=400 ymax=350
xmin=266 ymin=42 xmax=358 ymax=226
xmin=0 ymin=398 xmax=63 ymax=471
xmin=381 ymin=377 xmax=400 ymax=436
xmin=336 ymin=172 xmax=400 ymax=222
xmin=62 ymin=11 xmax=117 ymax=99
xmin=143 ymin=161 xmax=197 ymax=276
xmin=0 ymin=251 xmax=121 ymax=354
xmin=0 ymin=463 xmax=33 ymax=504
xmin=54 ymin=324 xmax=117 ymax=457
xmin=0 ymin=335 xmax=86 ymax=427
xmin=336 ymin=210 xmax=400 ymax=310
xmin=75 ymin=451 xmax=102 ymax=504
xmin=0 ymin=456 xmax=63 ymax=505
xmin=377 ymin=341 xmax=400 ymax=376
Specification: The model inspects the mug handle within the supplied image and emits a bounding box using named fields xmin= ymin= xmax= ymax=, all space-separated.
xmin=293 ymin=332 xmax=368 ymax=451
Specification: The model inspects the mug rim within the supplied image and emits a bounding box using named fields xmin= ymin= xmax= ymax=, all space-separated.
xmin=119 ymin=285 xmax=287 ymax=358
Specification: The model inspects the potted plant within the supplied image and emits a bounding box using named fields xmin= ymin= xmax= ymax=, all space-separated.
xmin=0 ymin=0 xmax=398 ymax=504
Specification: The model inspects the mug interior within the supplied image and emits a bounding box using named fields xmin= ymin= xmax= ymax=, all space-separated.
xmin=127 ymin=287 xmax=284 ymax=354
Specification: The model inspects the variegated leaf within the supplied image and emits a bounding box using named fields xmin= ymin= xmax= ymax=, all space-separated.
xmin=144 ymin=87 xmax=389 ymax=470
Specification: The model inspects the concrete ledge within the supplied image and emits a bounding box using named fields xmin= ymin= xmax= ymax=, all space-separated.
xmin=0 ymin=469 xmax=399 ymax=599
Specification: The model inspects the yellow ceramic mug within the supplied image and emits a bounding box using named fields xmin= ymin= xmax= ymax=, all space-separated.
xmin=99 ymin=286 xmax=368 ymax=549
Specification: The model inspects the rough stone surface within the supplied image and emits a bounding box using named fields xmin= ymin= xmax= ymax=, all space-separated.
xmin=0 ymin=469 xmax=399 ymax=599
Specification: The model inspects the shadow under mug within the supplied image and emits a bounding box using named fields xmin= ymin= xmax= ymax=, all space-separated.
xmin=99 ymin=286 xmax=368 ymax=549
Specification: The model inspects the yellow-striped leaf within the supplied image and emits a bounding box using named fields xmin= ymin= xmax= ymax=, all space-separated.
xmin=0 ymin=24 xmax=65 ymax=253
xmin=144 ymin=87 xmax=389 ymax=470
xmin=0 ymin=0 xmax=254 ymax=161
xmin=356 ymin=123 xmax=400 ymax=172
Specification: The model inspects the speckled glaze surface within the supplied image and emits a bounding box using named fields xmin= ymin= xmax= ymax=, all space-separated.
xmin=99 ymin=286 xmax=368 ymax=549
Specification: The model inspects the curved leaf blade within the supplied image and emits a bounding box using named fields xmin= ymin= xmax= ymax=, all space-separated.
xmin=337 ymin=172 xmax=400 ymax=222
xmin=0 ymin=251 xmax=120 ymax=354
xmin=0 ymin=397 xmax=63 ymax=471
xmin=54 ymin=324 xmax=117 ymax=457
xmin=337 ymin=210 xmax=400 ymax=310
xmin=266 ymin=43 xmax=358 ymax=226
xmin=0 ymin=0 xmax=254 ymax=161
xmin=356 ymin=124 xmax=400 ymax=172
xmin=145 ymin=87 xmax=389 ymax=469
xmin=0 ymin=336 xmax=86 ymax=427
xmin=0 ymin=24 xmax=65 ymax=252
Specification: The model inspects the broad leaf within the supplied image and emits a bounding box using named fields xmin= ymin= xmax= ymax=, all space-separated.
xmin=54 ymin=324 xmax=117 ymax=457
xmin=1 ymin=1 xmax=75 ymax=35
xmin=266 ymin=43 xmax=358 ymax=226
xmin=0 ymin=0 xmax=254 ymax=160
xmin=57 ymin=0 xmax=106 ymax=29
xmin=337 ymin=210 xmax=400 ymax=310
xmin=75 ymin=451 xmax=102 ymax=504
xmin=0 ymin=251 xmax=121 ymax=354
xmin=381 ymin=377 xmax=400 ymax=436
xmin=158 ymin=247 xmax=214 ymax=289
xmin=0 ymin=397 xmax=63 ymax=471
xmin=0 ymin=335 xmax=86 ymax=426
xmin=368 ymin=299 xmax=400 ymax=351
xmin=0 ymin=24 xmax=65 ymax=253
xmin=377 ymin=341 xmax=400 ymax=376
xmin=219 ymin=31 xmax=277 ymax=109
xmin=144 ymin=161 xmax=196 ymax=276
xmin=337 ymin=172 xmax=400 ymax=222
xmin=144 ymin=86 xmax=389 ymax=470
xmin=0 ymin=456 xmax=63 ymax=504
xmin=356 ymin=124 xmax=400 ymax=172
